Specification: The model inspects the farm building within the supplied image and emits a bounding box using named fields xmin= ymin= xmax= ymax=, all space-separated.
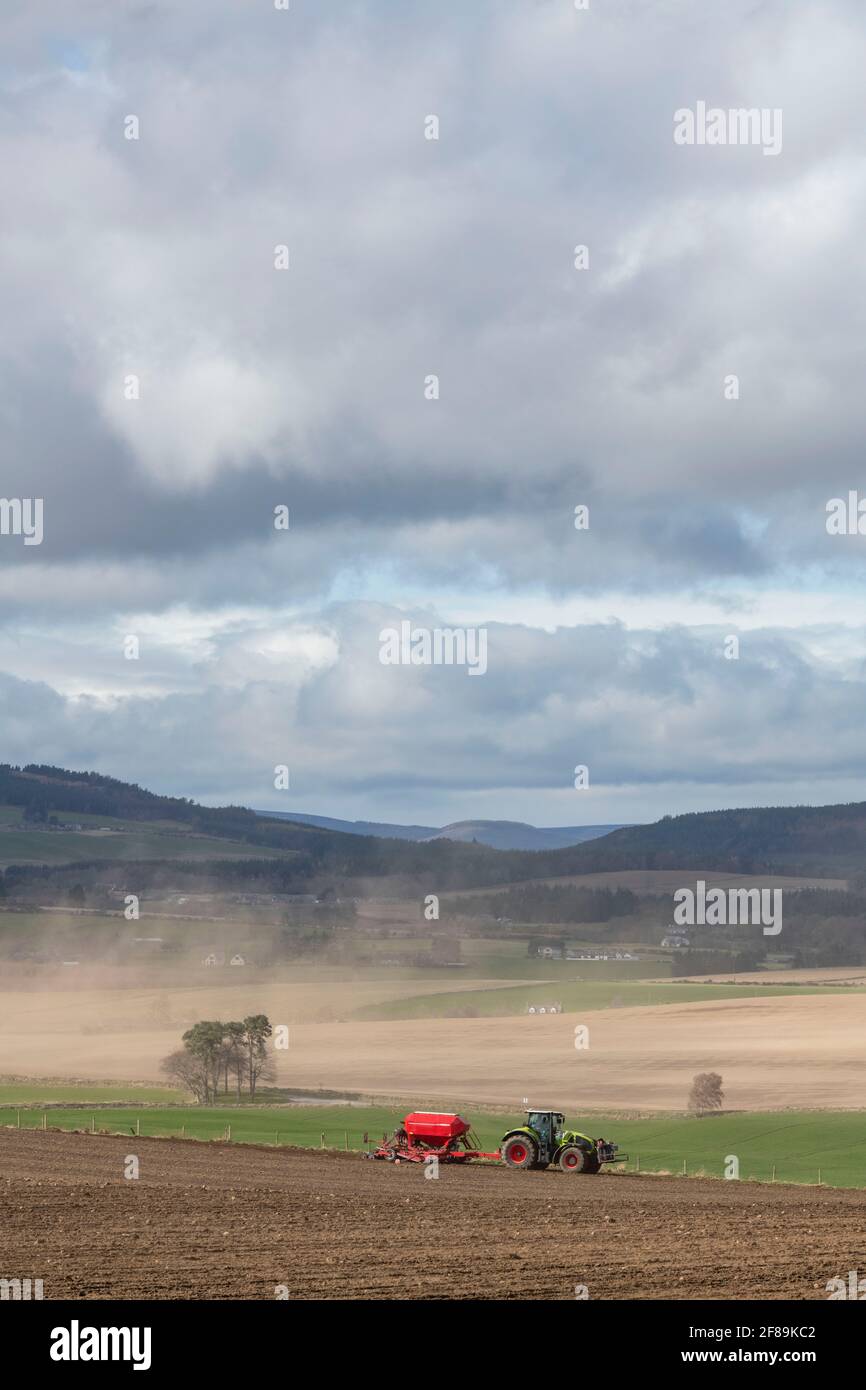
xmin=661 ymin=932 xmax=690 ymax=948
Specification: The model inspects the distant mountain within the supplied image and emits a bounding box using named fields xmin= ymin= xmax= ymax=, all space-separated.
xmin=426 ymin=820 xmax=628 ymax=851
xmin=254 ymin=810 xmax=627 ymax=851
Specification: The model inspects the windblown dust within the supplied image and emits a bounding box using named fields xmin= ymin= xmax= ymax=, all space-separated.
xmin=1 ymin=968 xmax=864 ymax=1110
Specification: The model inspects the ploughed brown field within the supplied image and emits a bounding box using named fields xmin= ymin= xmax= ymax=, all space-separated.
xmin=0 ymin=1128 xmax=862 ymax=1300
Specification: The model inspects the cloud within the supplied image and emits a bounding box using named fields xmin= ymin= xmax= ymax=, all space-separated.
xmin=1 ymin=605 xmax=865 ymax=822
xmin=0 ymin=0 xmax=863 ymax=816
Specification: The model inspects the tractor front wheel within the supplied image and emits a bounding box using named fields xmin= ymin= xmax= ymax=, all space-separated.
xmin=501 ymin=1134 xmax=538 ymax=1169
xmin=557 ymin=1145 xmax=600 ymax=1174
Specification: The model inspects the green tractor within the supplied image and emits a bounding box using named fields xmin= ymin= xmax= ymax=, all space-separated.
xmin=499 ymin=1110 xmax=625 ymax=1174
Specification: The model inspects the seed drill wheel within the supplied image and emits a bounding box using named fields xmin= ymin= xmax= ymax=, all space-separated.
xmin=501 ymin=1134 xmax=538 ymax=1169
xmin=557 ymin=1144 xmax=600 ymax=1174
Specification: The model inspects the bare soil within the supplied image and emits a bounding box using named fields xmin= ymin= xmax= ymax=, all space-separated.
xmin=0 ymin=1128 xmax=862 ymax=1300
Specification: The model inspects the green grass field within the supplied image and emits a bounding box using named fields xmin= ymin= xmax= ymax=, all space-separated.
xmin=0 ymin=1103 xmax=409 ymax=1149
xmin=0 ymin=829 xmax=285 ymax=864
xmin=0 ymin=1083 xmax=181 ymax=1104
xmin=364 ymin=937 xmax=676 ymax=981
xmin=2 ymin=1101 xmax=865 ymax=1189
xmin=601 ymin=1110 xmax=866 ymax=1187
xmin=350 ymin=978 xmax=864 ymax=1021
xmin=0 ymin=805 xmax=286 ymax=865
xmin=0 ymin=909 xmax=117 ymax=932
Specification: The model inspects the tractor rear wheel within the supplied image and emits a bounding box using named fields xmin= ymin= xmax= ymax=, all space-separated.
xmin=501 ymin=1134 xmax=538 ymax=1169
xmin=557 ymin=1145 xmax=600 ymax=1174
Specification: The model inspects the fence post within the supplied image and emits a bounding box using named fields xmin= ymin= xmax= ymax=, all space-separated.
xmin=181 ymin=1124 xmax=185 ymax=1139
xmin=772 ymin=1164 xmax=776 ymax=1182
xmin=635 ymin=1154 xmax=639 ymax=1172
xmin=818 ymin=1168 xmax=822 ymax=1186
xmin=226 ymin=1124 xmax=231 ymax=1141
xmin=16 ymin=1110 xmax=20 ymax=1129
xmin=91 ymin=1115 xmax=96 ymax=1133
xmin=344 ymin=1130 xmax=349 ymax=1151
xmin=136 ymin=1118 xmax=140 ymax=1137
xmin=42 ymin=1113 xmax=47 ymax=1130
xmin=321 ymin=1131 xmax=325 ymax=1148
xmin=682 ymin=1158 xmax=687 ymax=1175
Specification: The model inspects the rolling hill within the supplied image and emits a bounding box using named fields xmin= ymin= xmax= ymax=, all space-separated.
xmin=555 ymin=803 xmax=866 ymax=880
xmin=255 ymin=809 xmax=626 ymax=851
xmin=3 ymin=764 xmax=866 ymax=889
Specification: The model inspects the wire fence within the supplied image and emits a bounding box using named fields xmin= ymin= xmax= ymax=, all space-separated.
xmin=622 ymin=1154 xmax=860 ymax=1188
xmin=4 ymin=1110 xmax=379 ymax=1151
xmin=4 ymin=1112 xmax=863 ymax=1188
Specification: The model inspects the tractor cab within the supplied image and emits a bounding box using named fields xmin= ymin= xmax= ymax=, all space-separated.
xmin=526 ymin=1110 xmax=564 ymax=1158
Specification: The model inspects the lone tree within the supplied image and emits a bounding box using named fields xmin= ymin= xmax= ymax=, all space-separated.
xmin=688 ymin=1071 xmax=724 ymax=1116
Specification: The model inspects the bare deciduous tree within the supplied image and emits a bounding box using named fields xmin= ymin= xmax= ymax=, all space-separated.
xmin=688 ymin=1071 xmax=724 ymax=1116
xmin=160 ymin=1048 xmax=210 ymax=1104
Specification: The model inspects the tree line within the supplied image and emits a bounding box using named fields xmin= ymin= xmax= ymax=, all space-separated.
xmin=446 ymin=883 xmax=639 ymax=924
xmin=161 ymin=1015 xmax=274 ymax=1104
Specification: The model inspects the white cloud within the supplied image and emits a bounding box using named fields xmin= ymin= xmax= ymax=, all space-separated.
xmin=1 ymin=0 xmax=864 ymax=818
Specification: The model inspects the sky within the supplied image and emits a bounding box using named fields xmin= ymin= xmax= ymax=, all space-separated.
xmin=2 ymin=0 xmax=866 ymax=826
